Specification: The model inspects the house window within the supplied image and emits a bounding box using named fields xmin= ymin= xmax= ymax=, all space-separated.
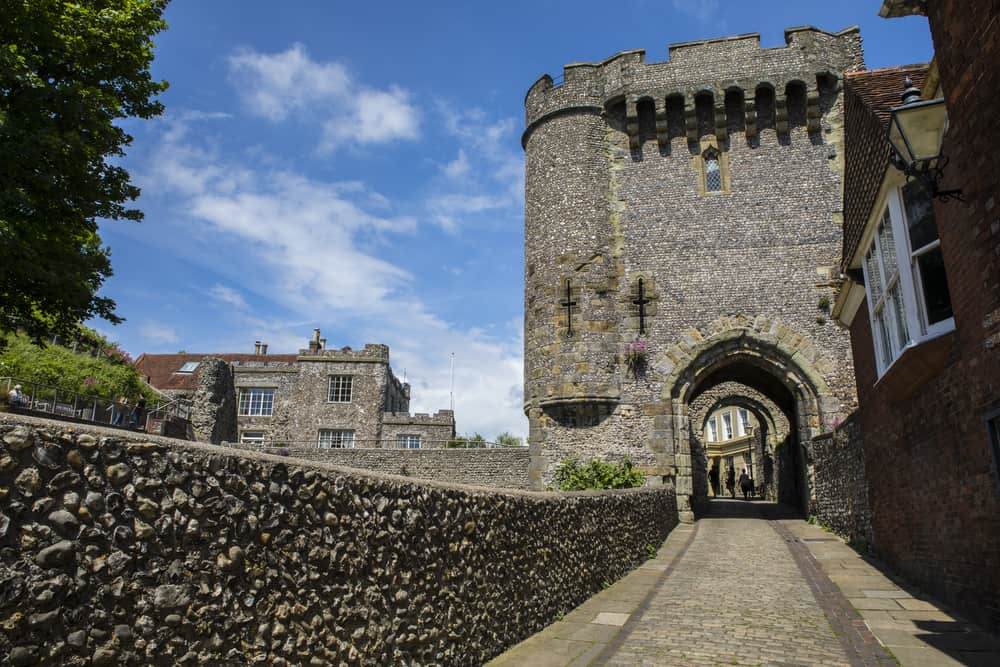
xmin=176 ymin=361 xmax=200 ymax=373
xmin=238 ymin=388 xmax=274 ymax=416
xmin=722 ymin=412 xmax=734 ymax=440
xmin=706 ymin=416 xmax=718 ymax=442
xmin=397 ymin=434 xmax=420 ymax=449
xmin=737 ymin=408 xmax=751 ymax=436
xmin=318 ymin=429 xmax=355 ymax=449
xmin=862 ymin=183 xmax=954 ymax=375
xmin=240 ymin=431 xmax=265 ymax=445
xmin=328 ymin=375 xmax=353 ymax=403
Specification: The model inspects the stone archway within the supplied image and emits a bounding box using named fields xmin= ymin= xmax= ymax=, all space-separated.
xmin=647 ymin=316 xmax=842 ymax=522
xmin=687 ymin=381 xmax=791 ymax=501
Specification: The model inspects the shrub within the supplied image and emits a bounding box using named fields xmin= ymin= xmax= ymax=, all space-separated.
xmin=553 ymin=457 xmax=645 ymax=491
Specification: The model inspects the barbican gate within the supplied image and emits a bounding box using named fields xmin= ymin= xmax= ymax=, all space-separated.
xmin=522 ymin=27 xmax=865 ymax=520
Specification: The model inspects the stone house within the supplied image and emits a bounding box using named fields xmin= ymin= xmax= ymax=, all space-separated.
xmin=135 ymin=328 xmax=456 ymax=449
xmin=522 ymin=26 xmax=864 ymax=519
xmin=830 ymin=0 xmax=1000 ymax=632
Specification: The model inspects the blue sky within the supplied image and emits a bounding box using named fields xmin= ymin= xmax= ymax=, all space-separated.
xmin=96 ymin=1 xmax=933 ymax=439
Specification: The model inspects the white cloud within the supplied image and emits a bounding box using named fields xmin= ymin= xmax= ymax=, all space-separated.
xmin=228 ymin=43 xmax=420 ymax=151
xmin=442 ymin=149 xmax=470 ymax=179
xmin=428 ymin=193 xmax=507 ymax=232
xmin=139 ymin=321 xmax=180 ymax=345
xmin=140 ymin=112 xmax=526 ymax=438
xmin=671 ymin=0 xmax=721 ymax=23
xmin=207 ymin=285 xmax=249 ymax=310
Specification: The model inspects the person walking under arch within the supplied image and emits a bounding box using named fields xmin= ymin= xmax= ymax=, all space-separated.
xmin=739 ymin=467 xmax=752 ymax=500
xmin=725 ymin=465 xmax=736 ymax=498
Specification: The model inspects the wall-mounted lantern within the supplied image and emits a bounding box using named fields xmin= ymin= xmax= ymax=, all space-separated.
xmin=887 ymin=77 xmax=963 ymax=202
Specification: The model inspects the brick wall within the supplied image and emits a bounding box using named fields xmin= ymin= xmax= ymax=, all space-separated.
xmin=846 ymin=0 xmax=1000 ymax=631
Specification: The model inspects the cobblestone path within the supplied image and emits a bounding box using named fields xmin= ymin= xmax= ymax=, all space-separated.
xmin=602 ymin=502 xmax=854 ymax=667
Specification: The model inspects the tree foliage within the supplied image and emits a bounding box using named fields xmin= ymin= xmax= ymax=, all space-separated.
xmin=553 ymin=457 xmax=646 ymax=491
xmin=494 ymin=431 xmax=523 ymax=447
xmin=0 ymin=0 xmax=170 ymax=342
xmin=446 ymin=433 xmax=486 ymax=448
xmin=0 ymin=330 xmax=156 ymax=401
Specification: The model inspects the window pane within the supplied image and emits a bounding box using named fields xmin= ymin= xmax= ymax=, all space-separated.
xmin=328 ymin=376 xmax=353 ymax=402
xmin=705 ymin=158 xmax=721 ymax=192
xmin=865 ymin=248 xmax=883 ymax=303
xmin=877 ymin=212 xmax=898 ymax=280
xmin=874 ymin=308 xmax=894 ymax=370
xmin=915 ymin=247 xmax=954 ymax=324
xmin=887 ymin=282 xmax=911 ymax=351
xmin=902 ymin=181 xmax=939 ymax=250
xmin=706 ymin=418 xmax=718 ymax=442
xmin=722 ymin=413 xmax=733 ymax=440
xmin=239 ymin=388 xmax=274 ymax=416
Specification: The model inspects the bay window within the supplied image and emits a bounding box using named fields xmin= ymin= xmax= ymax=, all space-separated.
xmin=862 ymin=181 xmax=953 ymax=375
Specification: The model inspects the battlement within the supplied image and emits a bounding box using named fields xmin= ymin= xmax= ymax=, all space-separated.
xmin=382 ymin=410 xmax=455 ymax=426
xmin=524 ymin=25 xmax=863 ymax=147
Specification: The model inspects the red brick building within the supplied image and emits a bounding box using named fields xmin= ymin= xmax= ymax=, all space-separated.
xmin=834 ymin=0 xmax=1000 ymax=631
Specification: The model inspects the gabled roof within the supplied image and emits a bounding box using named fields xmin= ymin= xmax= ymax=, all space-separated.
xmin=842 ymin=63 xmax=929 ymax=269
xmin=135 ymin=353 xmax=298 ymax=392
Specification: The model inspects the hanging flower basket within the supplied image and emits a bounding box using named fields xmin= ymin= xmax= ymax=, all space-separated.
xmin=624 ymin=338 xmax=649 ymax=377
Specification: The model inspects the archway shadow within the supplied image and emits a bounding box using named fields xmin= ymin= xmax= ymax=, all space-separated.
xmin=694 ymin=497 xmax=803 ymax=521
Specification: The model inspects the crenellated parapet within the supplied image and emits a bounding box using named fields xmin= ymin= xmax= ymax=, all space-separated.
xmin=523 ymin=26 xmax=864 ymax=149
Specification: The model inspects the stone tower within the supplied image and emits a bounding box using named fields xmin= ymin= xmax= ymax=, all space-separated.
xmin=522 ymin=27 xmax=865 ymax=519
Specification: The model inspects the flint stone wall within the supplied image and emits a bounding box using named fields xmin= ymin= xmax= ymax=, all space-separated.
xmin=811 ymin=413 xmax=872 ymax=546
xmin=223 ymin=445 xmax=532 ymax=490
xmin=190 ymin=358 xmax=236 ymax=445
xmin=0 ymin=414 xmax=676 ymax=666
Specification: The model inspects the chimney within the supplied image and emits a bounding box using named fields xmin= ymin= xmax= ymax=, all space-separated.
xmin=254 ymin=341 xmax=261 ymax=355
xmin=319 ymin=338 xmax=326 ymax=350
xmin=261 ymin=343 xmax=268 ymax=355
xmin=308 ymin=328 xmax=321 ymax=353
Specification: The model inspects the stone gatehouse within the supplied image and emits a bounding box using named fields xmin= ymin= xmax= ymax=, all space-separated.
xmin=522 ymin=27 xmax=864 ymax=518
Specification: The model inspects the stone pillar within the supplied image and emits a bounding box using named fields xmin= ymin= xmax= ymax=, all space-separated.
xmin=190 ymin=358 xmax=237 ymax=445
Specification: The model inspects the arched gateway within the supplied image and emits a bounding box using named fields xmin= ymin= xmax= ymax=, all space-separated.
xmin=652 ymin=317 xmax=841 ymax=520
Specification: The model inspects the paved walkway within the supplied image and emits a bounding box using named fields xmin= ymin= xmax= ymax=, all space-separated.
xmin=488 ymin=500 xmax=1000 ymax=667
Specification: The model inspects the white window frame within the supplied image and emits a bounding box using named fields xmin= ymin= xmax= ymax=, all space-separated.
xmin=706 ymin=416 xmax=718 ymax=443
xmin=240 ymin=431 xmax=265 ymax=445
xmin=318 ymin=429 xmax=355 ymax=449
xmin=722 ymin=412 xmax=733 ymax=440
xmin=328 ymin=375 xmax=353 ymax=403
xmin=862 ymin=183 xmax=955 ymax=377
xmin=737 ymin=408 xmax=750 ymax=436
xmin=397 ymin=434 xmax=420 ymax=449
xmin=238 ymin=388 xmax=274 ymax=416
xmin=177 ymin=361 xmax=200 ymax=373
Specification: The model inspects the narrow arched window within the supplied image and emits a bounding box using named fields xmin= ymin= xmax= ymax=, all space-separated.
xmin=704 ymin=147 xmax=722 ymax=192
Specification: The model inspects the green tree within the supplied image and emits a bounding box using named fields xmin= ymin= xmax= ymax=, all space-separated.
xmin=0 ymin=0 xmax=170 ymax=343
xmin=495 ymin=431 xmax=523 ymax=447
xmin=1 ymin=330 xmax=155 ymax=401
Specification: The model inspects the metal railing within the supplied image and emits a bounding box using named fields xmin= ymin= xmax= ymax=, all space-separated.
xmin=224 ymin=437 xmax=527 ymax=452
xmin=2 ymin=376 xmax=192 ymax=430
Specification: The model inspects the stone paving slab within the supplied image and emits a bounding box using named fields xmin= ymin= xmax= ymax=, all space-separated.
xmin=488 ymin=501 xmax=1000 ymax=666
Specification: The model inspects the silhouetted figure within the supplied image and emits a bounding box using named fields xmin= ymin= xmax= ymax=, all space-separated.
xmin=130 ymin=396 xmax=147 ymax=430
xmin=726 ymin=466 xmax=736 ymax=498
xmin=709 ymin=464 xmax=720 ymax=497
xmin=739 ymin=468 xmax=752 ymax=500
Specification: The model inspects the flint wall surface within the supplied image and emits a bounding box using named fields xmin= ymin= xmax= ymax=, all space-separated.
xmin=0 ymin=414 xmax=676 ymax=666
xmin=810 ymin=414 xmax=871 ymax=547
xmin=223 ymin=444 xmax=532 ymax=490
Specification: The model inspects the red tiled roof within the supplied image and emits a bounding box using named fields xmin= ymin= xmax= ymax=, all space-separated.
xmin=135 ymin=353 xmax=298 ymax=392
xmin=842 ymin=64 xmax=929 ymax=269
